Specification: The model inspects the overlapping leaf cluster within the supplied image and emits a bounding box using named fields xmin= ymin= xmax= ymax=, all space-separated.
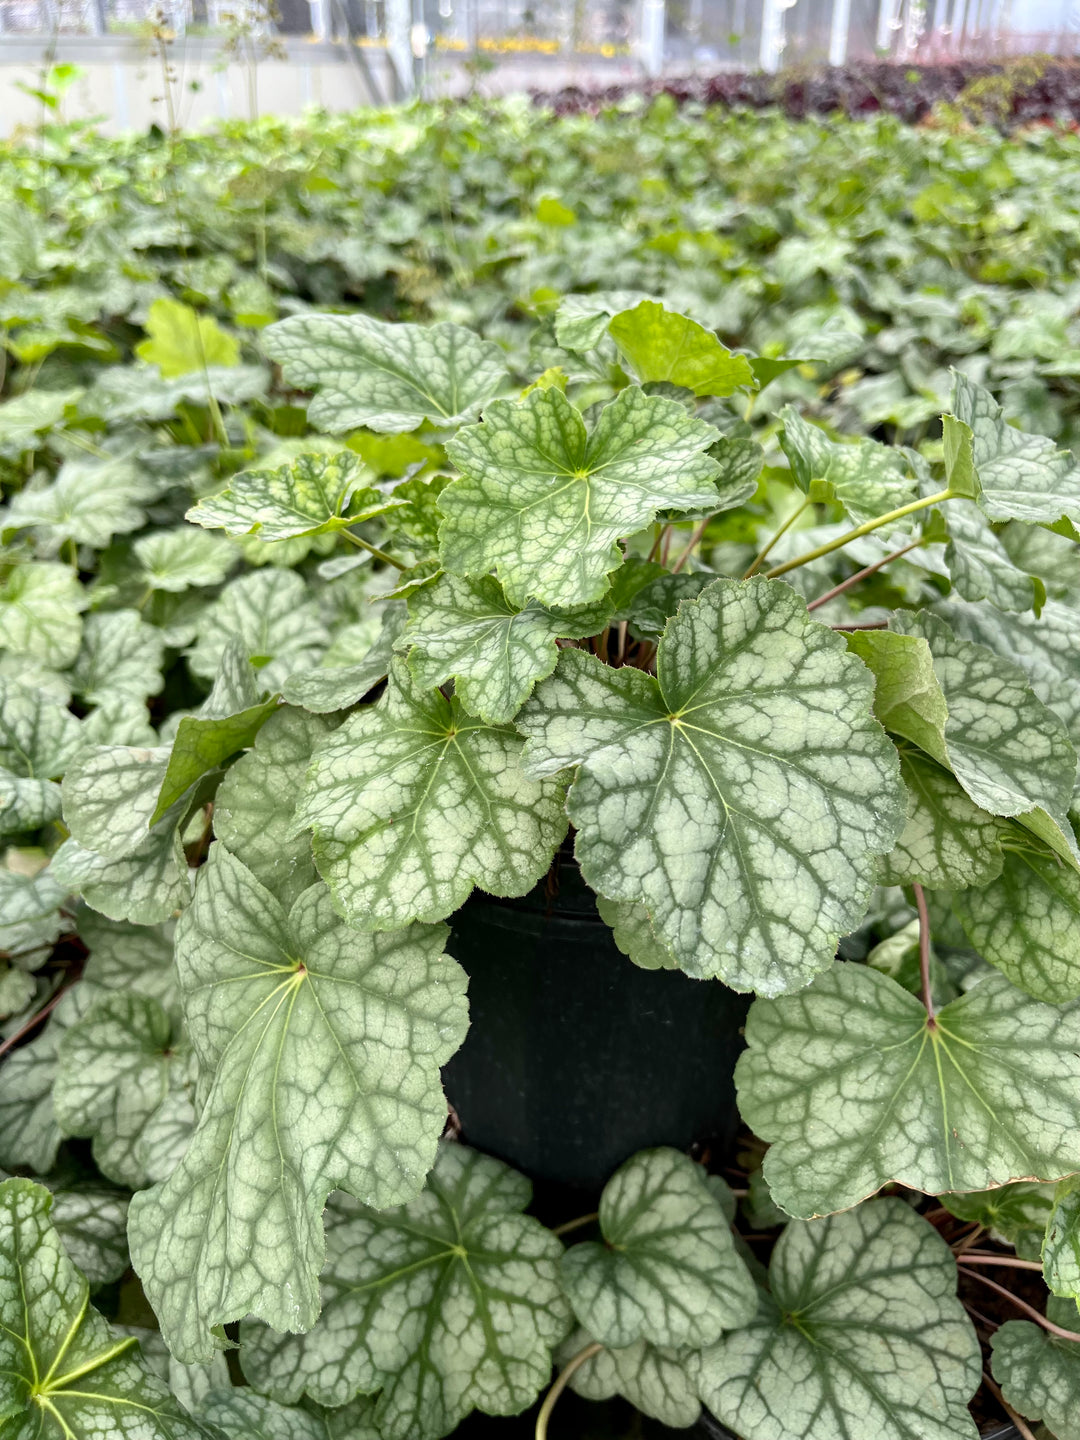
xmin=1 ymin=95 xmax=1080 ymax=1439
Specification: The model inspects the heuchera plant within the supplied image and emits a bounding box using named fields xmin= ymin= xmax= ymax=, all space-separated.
xmin=2 ymin=295 xmax=1080 ymax=1440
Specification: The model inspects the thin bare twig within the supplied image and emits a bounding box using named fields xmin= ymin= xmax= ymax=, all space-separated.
xmin=806 ymin=538 xmax=924 ymax=612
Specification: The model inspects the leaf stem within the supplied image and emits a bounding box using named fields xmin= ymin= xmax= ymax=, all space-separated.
xmin=805 ymin=538 xmax=925 ymax=613
xmin=535 ymin=1342 xmax=603 ymax=1440
xmin=671 ymin=514 xmax=713 ymax=574
xmin=551 ymin=1211 xmax=599 ymax=1238
xmin=913 ymin=882 xmax=936 ymax=1028
xmin=340 ymin=530 xmax=406 ymax=570
xmin=764 ymin=489 xmax=955 ymax=581
xmin=743 ymin=496 xmax=811 ymax=579
xmin=961 ymin=1269 xmax=1080 ymax=1343
xmin=957 ymin=1254 xmax=1044 ymax=1272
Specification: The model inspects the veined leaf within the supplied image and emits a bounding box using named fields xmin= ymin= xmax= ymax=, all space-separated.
xmin=0 ymin=561 xmax=86 ymax=668
xmin=282 ymin=602 xmax=406 ymax=714
xmin=188 ymin=569 xmax=328 ymax=692
xmin=882 ymin=747 xmax=1004 ymax=890
xmin=0 ymin=678 xmax=81 ymax=836
xmin=1043 ymin=1177 xmax=1080 ymax=1304
xmin=736 ymin=961 xmax=1080 ymax=1218
xmin=779 ymin=406 xmax=919 ymax=524
xmin=951 ymin=370 xmax=1080 ymax=525
xmin=991 ymin=1297 xmax=1080 ymax=1440
xmin=555 ymin=1327 xmax=700 ymax=1429
xmin=127 ymin=846 xmax=469 ymax=1363
xmin=239 ymin=1142 xmax=572 ymax=1440
xmin=0 ymin=388 xmax=80 ymax=459
xmin=439 ymin=386 xmax=721 ymax=607
xmin=944 ymin=498 xmax=1039 ymax=613
xmin=952 ymin=830 xmax=1080 ymax=1002
xmin=294 ymin=658 xmax=567 ymax=930
xmin=595 ymin=896 xmax=677 ymax=970
xmin=62 ymin=744 xmax=172 ymax=859
xmin=136 ymin=298 xmax=240 ymax=378
xmin=213 ymin=706 xmax=337 ymax=908
xmin=50 ymin=820 xmax=191 ymax=926
xmin=134 ymin=527 xmax=236 ymax=593
xmin=608 ymin=301 xmax=754 ymax=397
xmin=69 ymin=609 xmax=166 ymax=705
xmin=85 ymin=363 xmax=268 ymax=422
xmin=518 ymin=578 xmax=905 ymax=995
xmin=892 ymin=612 xmax=1078 ymax=861
xmin=187 ymin=451 xmax=403 ymax=541
xmin=846 ymin=628 xmax=949 ymax=761
xmin=403 ymin=573 xmax=611 ymax=724
xmin=0 ymin=867 xmax=66 ymax=956
xmin=262 ymin=313 xmax=506 ymax=433
xmin=0 ymin=1178 xmax=212 ymax=1439
xmin=696 ymin=1199 xmax=981 ymax=1440
xmin=201 ymin=1388 xmax=380 ymax=1440
xmin=0 ymin=992 xmax=92 ymax=1175
xmin=54 ymin=992 xmax=191 ymax=1189
xmin=3 ymin=456 xmax=157 ymax=554
xmin=560 ymin=1148 xmax=756 ymax=1349
xmin=49 ymin=1184 xmax=130 ymax=1289
xmin=554 ymin=291 xmax=650 ymax=352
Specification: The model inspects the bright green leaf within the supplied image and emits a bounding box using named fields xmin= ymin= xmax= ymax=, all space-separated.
xmin=608 ymin=301 xmax=754 ymax=397
xmin=136 ymin=298 xmax=240 ymax=378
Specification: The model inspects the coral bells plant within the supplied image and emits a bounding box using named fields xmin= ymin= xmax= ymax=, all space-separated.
xmin=2 ymin=293 xmax=1080 ymax=1440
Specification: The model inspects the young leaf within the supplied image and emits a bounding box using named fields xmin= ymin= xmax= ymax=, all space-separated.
xmin=439 ymin=386 xmax=721 ymax=607
xmin=187 ymin=451 xmax=403 ymax=541
xmin=281 ymin=601 xmax=406 ymax=714
xmin=595 ymin=896 xmax=677 ymax=970
xmin=951 ymin=370 xmax=1080 ymax=524
xmin=779 ymin=406 xmax=920 ymax=523
xmin=188 ymin=569 xmax=329 ymax=691
xmin=262 ymin=314 xmax=506 ymax=433
xmin=560 ymin=1148 xmax=757 ymax=1349
xmin=0 ymin=678 xmax=82 ymax=836
xmin=239 ymin=1142 xmax=572 ymax=1439
xmin=133 ymin=527 xmax=236 ymax=593
xmin=294 ymin=659 xmax=567 ymax=930
xmin=942 ymin=1182 xmax=1055 ymax=1260
xmin=696 ymin=1199 xmax=981 ymax=1440
xmin=54 ymin=992 xmax=190 ymax=1188
xmin=136 ymin=297 xmax=240 ymax=377
xmin=0 ymin=561 xmax=86 ymax=668
xmin=736 ymin=962 xmax=1080 ymax=1217
xmin=991 ymin=1297 xmax=1080 ymax=1440
xmin=518 ymin=579 xmax=905 ymax=995
xmin=69 ymin=609 xmax=166 ymax=705
xmin=0 ymin=1177 xmax=212 ymax=1440
xmin=403 ymin=573 xmax=611 ymax=724
xmin=952 ymin=831 xmax=1080 ymax=1001
xmin=554 ymin=291 xmax=649 ymax=352
xmin=882 ymin=747 xmax=1004 ymax=890
xmin=607 ymin=301 xmax=754 ymax=396
xmin=941 ymin=412 xmax=980 ymax=500
xmin=213 ymin=706 xmax=337 ymax=908
xmin=845 ymin=628 xmax=949 ymax=761
xmin=127 ymin=846 xmax=469 ymax=1363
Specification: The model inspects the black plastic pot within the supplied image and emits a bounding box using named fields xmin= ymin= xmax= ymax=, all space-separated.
xmin=441 ymin=857 xmax=750 ymax=1208
xmin=698 ymin=1414 xmax=1018 ymax=1440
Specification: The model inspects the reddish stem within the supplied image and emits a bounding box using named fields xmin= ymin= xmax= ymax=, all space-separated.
xmin=961 ymin=1268 xmax=1080 ymax=1343
xmin=806 ymin=538 xmax=923 ymax=613
xmin=0 ymin=984 xmax=72 ymax=1061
